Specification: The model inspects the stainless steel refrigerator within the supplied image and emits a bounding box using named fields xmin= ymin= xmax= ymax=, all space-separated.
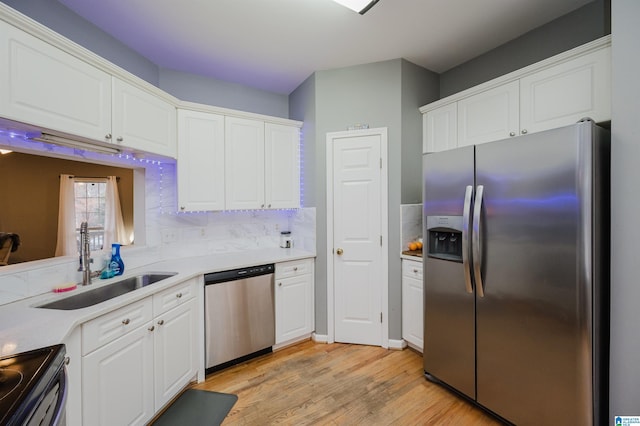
xmin=422 ymin=120 xmax=609 ymax=425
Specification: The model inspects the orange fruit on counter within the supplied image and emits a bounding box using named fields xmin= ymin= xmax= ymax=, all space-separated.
xmin=408 ymin=242 xmax=418 ymax=251
xmin=416 ymin=241 xmax=423 ymax=249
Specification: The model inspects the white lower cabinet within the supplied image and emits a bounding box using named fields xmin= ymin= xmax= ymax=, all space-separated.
xmin=81 ymin=279 xmax=198 ymax=426
xmin=82 ymin=319 xmax=155 ymax=426
xmin=153 ymin=298 xmax=197 ymax=409
xmin=275 ymin=258 xmax=314 ymax=345
xmin=402 ymin=259 xmax=423 ymax=352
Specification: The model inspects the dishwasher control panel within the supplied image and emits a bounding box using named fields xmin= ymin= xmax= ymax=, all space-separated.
xmin=204 ymin=264 xmax=275 ymax=285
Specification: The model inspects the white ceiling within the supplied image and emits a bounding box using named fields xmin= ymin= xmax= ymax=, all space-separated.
xmin=57 ymin=0 xmax=593 ymax=94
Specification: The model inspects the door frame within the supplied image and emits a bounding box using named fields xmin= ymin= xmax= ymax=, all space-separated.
xmin=326 ymin=127 xmax=389 ymax=347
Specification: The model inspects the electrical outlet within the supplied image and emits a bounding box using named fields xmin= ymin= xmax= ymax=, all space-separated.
xmin=162 ymin=229 xmax=177 ymax=243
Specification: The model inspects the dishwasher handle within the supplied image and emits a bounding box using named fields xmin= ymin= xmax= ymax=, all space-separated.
xmin=204 ymin=263 xmax=274 ymax=285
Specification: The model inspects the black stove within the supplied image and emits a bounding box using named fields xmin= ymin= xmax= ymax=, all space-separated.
xmin=0 ymin=344 xmax=67 ymax=426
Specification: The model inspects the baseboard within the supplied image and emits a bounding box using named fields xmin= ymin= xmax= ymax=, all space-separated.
xmin=311 ymin=333 xmax=329 ymax=343
xmin=273 ymin=334 xmax=312 ymax=351
xmin=388 ymin=339 xmax=407 ymax=350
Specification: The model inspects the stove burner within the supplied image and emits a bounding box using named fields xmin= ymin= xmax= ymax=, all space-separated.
xmin=0 ymin=368 xmax=24 ymax=403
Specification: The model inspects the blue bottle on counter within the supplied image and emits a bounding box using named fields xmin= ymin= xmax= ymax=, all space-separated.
xmin=109 ymin=243 xmax=125 ymax=276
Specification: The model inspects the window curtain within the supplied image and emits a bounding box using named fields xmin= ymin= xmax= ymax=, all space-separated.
xmin=104 ymin=176 xmax=127 ymax=248
xmin=54 ymin=174 xmax=77 ymax=256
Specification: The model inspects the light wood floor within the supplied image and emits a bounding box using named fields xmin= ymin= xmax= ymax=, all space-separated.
xmin=192 ymin=340 xmax=503 ymax=425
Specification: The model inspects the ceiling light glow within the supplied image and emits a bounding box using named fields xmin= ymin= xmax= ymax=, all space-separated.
xmin=332 ymin=0 xmax=380 ymax=15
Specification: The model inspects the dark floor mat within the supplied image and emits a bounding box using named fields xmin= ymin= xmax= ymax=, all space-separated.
xmin=153 ymin=389 xmax=238 ymax=426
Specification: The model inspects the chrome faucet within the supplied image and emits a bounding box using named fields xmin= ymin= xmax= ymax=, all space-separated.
xmin=79 ymin=221 xmax=93 ymax=285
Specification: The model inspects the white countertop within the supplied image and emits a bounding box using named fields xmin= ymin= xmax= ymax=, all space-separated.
xmin=0 ymin=248 xmax=315 ymax=356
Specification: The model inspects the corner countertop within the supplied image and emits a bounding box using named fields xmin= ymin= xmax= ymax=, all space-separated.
xmin=0 ymin=248 xmax=315 ymax=356
xmin=401 ymin=250 xmax=422 ymax=261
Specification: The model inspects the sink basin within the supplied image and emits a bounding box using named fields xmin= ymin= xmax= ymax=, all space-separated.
xmin=37 ymin=273 xmax=177 ymax=310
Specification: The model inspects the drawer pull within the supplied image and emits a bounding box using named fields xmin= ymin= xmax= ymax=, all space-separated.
xmin=278 ymin=282 xmax=282 ymax=287
xmin=293 ymin=267 xmax=298 ymax=271
xmin=413 ymin=269 xmax=418 ymax=273
xmin=122 ymin=318 xmax=130 ymax=325
xmin=64 ymin=356 xmax=70 ymax=365
xmin=176 ymin=293 xmax=182 ymax=298
xmin=148 ymin=325 xmax=155 ymax=332
xmin=157 ymin=320 xmax=165 ymax=326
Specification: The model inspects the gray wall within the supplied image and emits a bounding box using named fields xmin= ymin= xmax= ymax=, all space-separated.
xmin=401 ymin=60 xmax=439 ymax=204
xmin=609 ymin=0 xmax=640 ymax=418
xmin=2 ymin=0 xmax=289 ymax=117
xmin=159 ymin=68 xmax=289 ymax=118
xmin=1 ymin=0 xmax=159 ymax=85
xmin=291 ymin=59 xmax=438 ymax=339
xmin=440 ymin=0 xmax=610 ymax=97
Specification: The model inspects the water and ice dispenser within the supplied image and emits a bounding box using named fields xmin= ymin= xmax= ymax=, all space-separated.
xmin=426 ymin=216 xmax=464 ymax=262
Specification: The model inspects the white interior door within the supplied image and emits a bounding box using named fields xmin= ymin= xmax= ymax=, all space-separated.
xmin=328 ymin=129 xmax=387 ymax=346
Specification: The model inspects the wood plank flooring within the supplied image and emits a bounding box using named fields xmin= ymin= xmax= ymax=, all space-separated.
xmin=192 ymin=340 xmax=502 ymax=425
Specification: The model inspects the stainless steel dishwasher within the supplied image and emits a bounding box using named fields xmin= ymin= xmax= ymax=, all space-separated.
xmin=204 ymin=264 xmax=275 ymax=373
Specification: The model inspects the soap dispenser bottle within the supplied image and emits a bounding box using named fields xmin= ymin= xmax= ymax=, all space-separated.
xmin=109 ymin=243 xmax=125 ymax=276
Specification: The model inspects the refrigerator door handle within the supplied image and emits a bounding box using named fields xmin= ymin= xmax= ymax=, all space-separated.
xmin=462 ymin=185 xmax=474 ymax=294
xmin=473 ymin=185 xmax=485 ymax=297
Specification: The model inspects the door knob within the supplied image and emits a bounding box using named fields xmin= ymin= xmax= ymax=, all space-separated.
xmin=336 ymin=248 xmax=344 ymax=255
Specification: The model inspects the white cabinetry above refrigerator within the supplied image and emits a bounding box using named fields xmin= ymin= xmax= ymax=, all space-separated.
xmin=422 ymin=36 xmax=611 ymax=153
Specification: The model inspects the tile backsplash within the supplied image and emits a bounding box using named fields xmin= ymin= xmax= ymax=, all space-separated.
xmin=400 ymin=204 xmax=422 ymax=252
xmin=0 ymin=160 xmax=315 ymax=305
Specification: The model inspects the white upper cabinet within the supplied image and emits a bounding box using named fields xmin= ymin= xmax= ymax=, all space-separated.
xmin=265 ymin=123 xmax=300 ymax=209
xmin=0 ymin=19 xmax=111 ymax=142
xmin=421 ymin=37 xmax=611 ymax=153
xmin=457 ymin=81 xmax=519 ymax=147
xmin=112 ymin=78 xmax=177 ymax=158
xmin=424 ymin=103 xmax=457 ymax=154
xmin=519 ymin=47 xmax=611 ymax=135
xmin=224 ymin=116 xmax=265 ymax=210
xmin=177 ymin=110 xmax=225 ymax=212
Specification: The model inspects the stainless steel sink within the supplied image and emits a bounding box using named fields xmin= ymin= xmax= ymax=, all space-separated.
xmin=37 ymin=273 xmax=178 ymax=310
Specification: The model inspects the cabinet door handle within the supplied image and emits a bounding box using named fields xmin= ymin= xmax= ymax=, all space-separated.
xmin=268 ymin=204 xmax=271 ymax=208
xmin=521 ymin=129 xmax=528 ymax=135
xmin=116 ymin=136 xmax=124 ymax=142
xmin=293 ymin=267 xmax=298 ymax=271
xmin=509 ymin=132 xmax=516 ymax=137
xmin=122 ymin=318 xmax=130 ymax=325
xmin=278 ymin=282 xmax=282 ymax=287
xmin=105 ymin=133 xmax=112 ymax=140
xmin=148 ymin=325 xmax=155 ymax=332
xmin=64 ymin=356 xmax=70 ymax=365
xmin=157 ymin=320 xmax=165 ymax=325
xmin=413 ymin=269 xmax=418 ymax=273
xmin=176 ymin=292 xmax=182 ymax=298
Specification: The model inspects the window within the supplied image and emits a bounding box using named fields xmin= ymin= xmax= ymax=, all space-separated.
xmin=74 ymin=180 xmax=106 ymax=251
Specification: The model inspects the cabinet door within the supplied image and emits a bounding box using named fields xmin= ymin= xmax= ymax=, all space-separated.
xmin=520 ymin=47 xmax=611 ymax=135
xmin=224 ymin=116 xmax=265 ymax=210
xmin=265 ymin=123 xmax=300 ymax=209
xmin=275 ymin=274 xmax=314 ymax=344
xmin=424 ymin=103 xmax=457 ymax=153
xmin=82 ymin=323 xmax=155 ymax=426
xmin=112 ymin=77 xmax=177 ymax=158
xmin=0 ymin=20 xmax=111 ymax=142
xmin=457 ymin=81 xmax=519 ymax=147
xmin=177 ymin=110 xmax=225 ymax=211
xmin=402 ymin=260 xmax=423 ymax=351
xmin=154 ymin=299 xmax=197 ymax=409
